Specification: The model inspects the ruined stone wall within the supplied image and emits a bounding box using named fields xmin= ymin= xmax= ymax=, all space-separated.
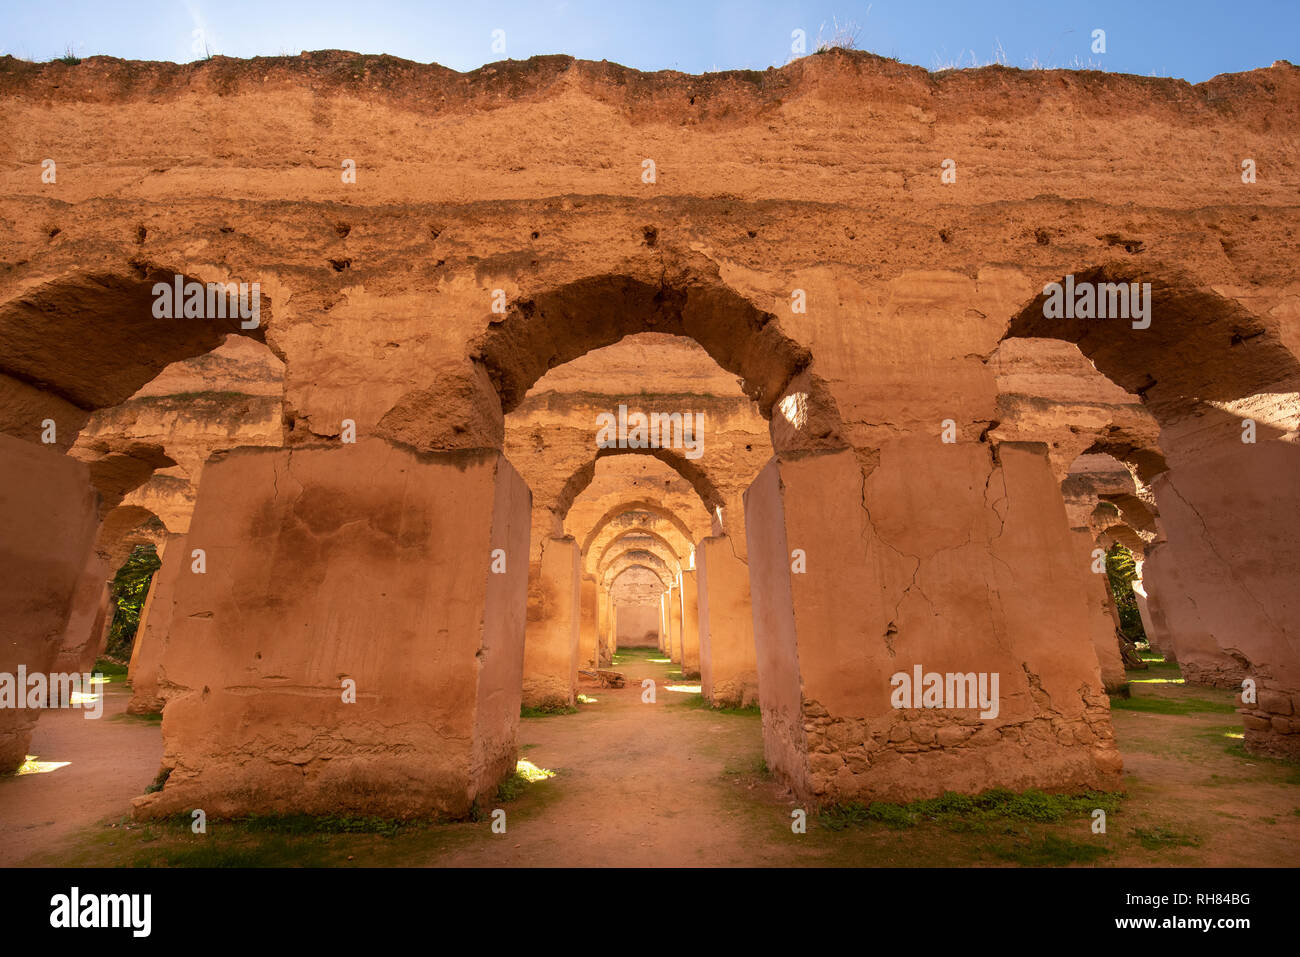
xmin=2 ymin=49 xmax=1298 ymax=806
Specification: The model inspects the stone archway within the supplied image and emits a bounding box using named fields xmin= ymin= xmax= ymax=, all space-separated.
xmin=578 ymin=499 xmax=705 ymax=559
xmin=606 ymin=563 xmax=672 ymax=654
xmin=578 ymin=500 xmax=701 ymax=670
xmin=0 ymin=266 xmax=277 ymax=771
xmin=521 ymin=450 xmax=714 ymax=707
xmin=130 ymin=261 xmax=847 ymax=818
xmin=595 ymin=527 xmax=688 ymax=577
xmin=1005 ymin=262 xmax=1300 ymax=755
xmin=131 ymin=256 xmax=1156 ymax=817
xmin=0 ymin=266 xmax=274 ymax=438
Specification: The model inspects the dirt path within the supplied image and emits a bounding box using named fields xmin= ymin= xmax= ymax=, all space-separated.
xmin=435 ymin=649 xmax=788 ymax=867
xmin=5 ymin=653 xmax=1298 ymax=867
xmin=0 ymin=678 xmax=163 ymax=866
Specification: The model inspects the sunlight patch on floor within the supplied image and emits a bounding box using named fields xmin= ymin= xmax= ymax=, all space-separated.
xmin=516 ymin=759 xmax=556 ymax=782
xmin=15 ymin=755 xmax=71 ymax=775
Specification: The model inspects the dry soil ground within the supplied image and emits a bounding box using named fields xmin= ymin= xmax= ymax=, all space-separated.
xmin=2 ymin=651 xmax=1297 ymax=867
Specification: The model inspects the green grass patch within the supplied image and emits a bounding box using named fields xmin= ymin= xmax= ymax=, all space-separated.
xmin=130 ymin=809 xmax=472 ymax=835
xmin=521 ymin=702 xmax=577 ymax=718
xmin=1201 ymin=729 xmax=1300 ymax=783
xmin=95 ymin=816 xmax=362 ymax=867
xmin=201 ymin=813 xmax=427 ymax=837
xmin=819 ymin=788 xmax=1124 ymax=833
xmin=611 ymin=647 xmax=664 ymax=665
xmin=722 ymin=756 xmax=769 ymax=778
xmin=496 ymin=772 xmax=530 ymax=803
xmin=94 ymin=812 xmax=433 ymax=866
xmin=710 ymin=701 xmax=761 ymax=717
xmin=494 ymin=759 xmax=556 ymax=802
xmin=1129 ymin=825 xmax=1201 ymax=850
xmin=144 ymin=767 xmax=171 ymax=794
xmin=92 ymin=658 xmax=129 ymax=678
xmin=133 ymin=837 xmax=328 ymax=868
xmin=1109 ymin=695 xmax=1235 ymax=715
xmin=989 ymin=834 xmax=1110 ymax=866
xmin=666 ymin=692 xmax=706 ymax=709
xmin=822 ymin=801 xmax=916 ymax=831
xmin=666 ymin=692 xmax=760 ymax=716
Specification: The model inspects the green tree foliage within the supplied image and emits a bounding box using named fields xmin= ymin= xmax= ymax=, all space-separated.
xmin=104 ymin=544 xmax=161 ymax=660
xmin=1105 ymin=543 xmax=1147 ymax=642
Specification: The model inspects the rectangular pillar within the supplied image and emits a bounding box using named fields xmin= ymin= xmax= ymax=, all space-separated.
xmin=1145 ymin=439 xmax=1300 ymax=756
xmin=658 ymin=595 xmax=667 ymax=652
xmin=1071 ymin=529 xmax=1127 ymax=692
xmin=51 ymin=549 xmax=113 ymax=680
xmin=0 ymin=436 xmax=99 ymax=770
xmin=579 ymin=575 xmax=598 ymax=670
xmin=744 ymin=445 xmax=1122 ymax=806
xmin=127 ymin=533 xmax=184 ymax=713
xmin=133 ymin=440 xmax=531 ymax=820
xmin=522 ymin=536 xmax=581 ymax=709
xmin=1131 ymin=577 xmax=1175 ymax=662
xmin=596 ymin=586 xmax=612 ymax=666
xmin=679 ymin=569 xmax=700 ymax=678
xmin=669 ymin=582 xmax=683 ymax=664
xmin=696 ymin=534 xmax=758 ymax=707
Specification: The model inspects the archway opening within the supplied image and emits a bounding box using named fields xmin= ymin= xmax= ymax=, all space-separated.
xmin=1002 ymin=263 xmax=1300 ymax=755
xmin=493 ymin=280 xmax=815 ymax=815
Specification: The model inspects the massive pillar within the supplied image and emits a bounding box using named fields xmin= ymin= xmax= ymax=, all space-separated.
xmin=133 ymin=439 xmax=531 ymax=819
xmin=127 ymin=533 xmax=184 ymax=714
xmin=696 ymin=534 xmax=758 ymax=708
xmin=0 ymin=436 xmax=100 ymax=771
xmin=522 ymin=536 xmax=581 ymax=709
xmin=1145 ymin=439 xmax=1300 ymax=758
xmin=608 ymin=596 xmax=619 ymax=658
xmin=596 ymin=585 xmax=612 ymax=666
xmin=579 ymin=574 xmax=598 ymax=670
xmin=51 ymin=550 xmax=113 ymax=681
xmin=1131 ymin=572 xmax=1175 ymax=662
xmin=668 ymin=581 xmax=684 ymax=665
xmin=1071 ymin=530 xmax=1127 ymax=693
xmin=744 ymin=444 xmax=1121 ymax=806
xmin=1141 ymin=542 xmax=1249 ymax=688
xmin=658 ymin=594 xmax=667 ymax=653
xmin=679 ymin=569 xmax=700 ymax=678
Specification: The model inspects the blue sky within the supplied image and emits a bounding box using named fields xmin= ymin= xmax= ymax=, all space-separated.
xmin=1 ymin=1 xmax=1295 ymax=82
